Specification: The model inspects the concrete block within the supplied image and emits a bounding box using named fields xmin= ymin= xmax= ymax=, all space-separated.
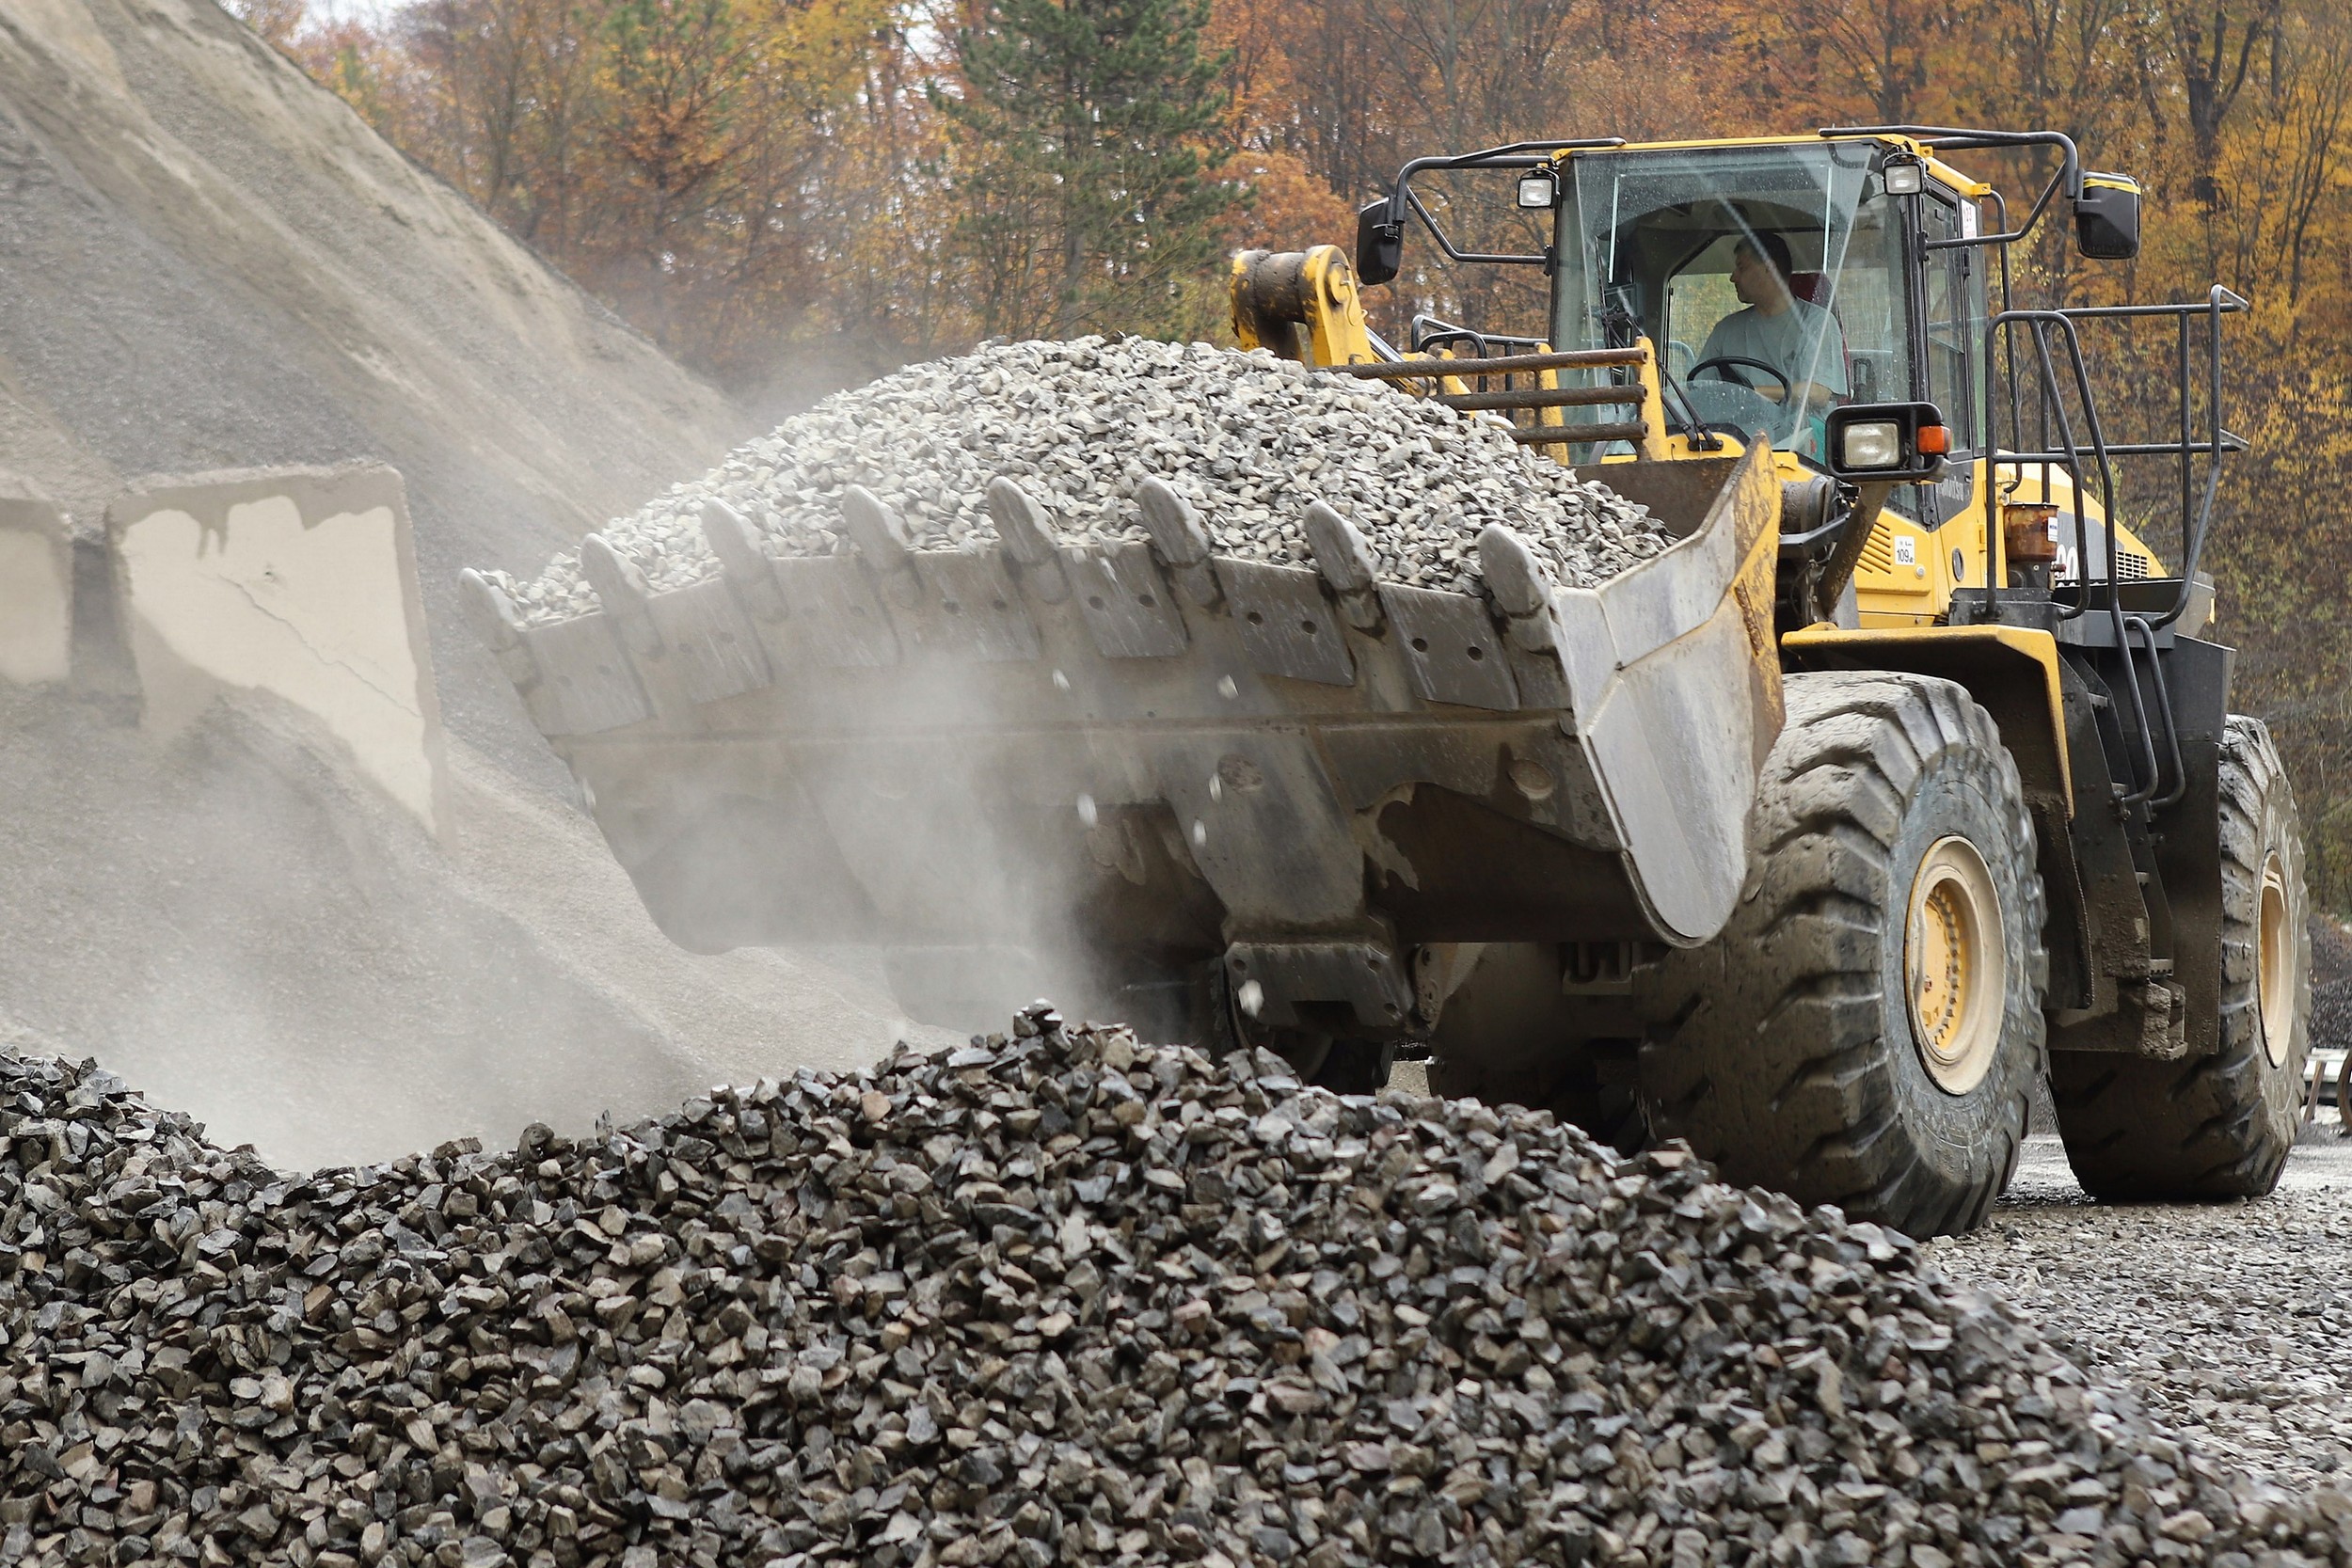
xmin=108 ymin=465 xmax=449 ymax=836
xmin=0 ymin=479 xmax=73 ymax=685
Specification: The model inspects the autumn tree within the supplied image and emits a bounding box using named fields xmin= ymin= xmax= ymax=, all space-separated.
xmin=395 ymin=0 xmax=603 ymax=243
xmin=940 ymin=0 xmax=1240 ymax=340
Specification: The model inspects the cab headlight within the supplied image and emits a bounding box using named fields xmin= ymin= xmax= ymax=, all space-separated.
xmin=1842 ymin=420 xmax=1903 ymax=468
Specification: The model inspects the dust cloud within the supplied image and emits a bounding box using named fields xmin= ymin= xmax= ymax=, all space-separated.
xmin=0 ymin=684 xmax=916 ymax=1168
xmin=612 ymin=641 xmax=1181 ymax=1041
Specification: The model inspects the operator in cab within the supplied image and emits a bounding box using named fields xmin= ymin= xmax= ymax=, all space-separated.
xmin=1698 ymin=230 xmax=1848 ymax=419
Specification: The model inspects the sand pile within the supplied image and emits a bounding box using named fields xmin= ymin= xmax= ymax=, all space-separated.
xmin=0 ymin=0 xmax=925 ymax=1156
xmin=0 ymin=0 xmax=740 ymax=761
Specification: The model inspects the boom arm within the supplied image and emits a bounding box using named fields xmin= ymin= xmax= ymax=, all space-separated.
xmin=1230 ymin=246 xmax=1381 ymax=367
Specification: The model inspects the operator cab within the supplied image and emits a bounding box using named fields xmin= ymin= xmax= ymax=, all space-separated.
xmin=1549 ymin=139 xmax=1986 ymax=524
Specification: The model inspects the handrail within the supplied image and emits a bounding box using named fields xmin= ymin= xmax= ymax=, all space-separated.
xmin=1982 ymin=307 xmax=2171 ymax=804
xmin=1821 ymin=124 xmax=2082 ymax=197
xmin=1824 ymin=126 xmax=2080 ymax=250
xmin=1330 ymin=348 xmax=1645 ymax=379
xmin=1979 ymin=291 xmax=2248 ymax=812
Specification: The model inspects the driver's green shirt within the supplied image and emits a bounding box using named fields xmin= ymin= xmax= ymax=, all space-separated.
xmin=1697 ymin=299 xmax=1849 ymax=396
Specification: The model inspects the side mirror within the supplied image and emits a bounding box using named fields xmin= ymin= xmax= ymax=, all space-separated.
xmin=1355 ymin=199 xmax=1403 ymax=287
xmin=1824 ymin=402 xmax=1950 ymax=483
xmin=2075 ymin=172 xmax=2141 ymax=261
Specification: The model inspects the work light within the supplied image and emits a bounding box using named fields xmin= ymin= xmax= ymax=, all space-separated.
xmin=1842 ymin=420 xmax=1904 ymax=468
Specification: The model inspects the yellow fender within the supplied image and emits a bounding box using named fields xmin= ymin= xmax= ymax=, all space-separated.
xmin=1780 ymin=622 xmax=2074 ymax=817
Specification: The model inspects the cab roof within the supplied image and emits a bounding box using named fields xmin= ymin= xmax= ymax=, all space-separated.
xmin=1555 ymin=133 xmax=1994 ymax=199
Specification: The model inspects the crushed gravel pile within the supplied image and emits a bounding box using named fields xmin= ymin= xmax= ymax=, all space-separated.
xmin=495 ymin=338 xmax=1670 ymax=623
xmin=8 ymin=1011 xmax=2352 ymax=1568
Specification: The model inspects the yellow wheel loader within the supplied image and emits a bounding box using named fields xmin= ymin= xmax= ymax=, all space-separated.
xmin=465 ymin=127 xmax=2309 ymax=1237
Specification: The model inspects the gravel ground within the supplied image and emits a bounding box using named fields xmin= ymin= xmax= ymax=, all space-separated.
xmin=496 ymin=337 xmax=1670 ymax=622
xmin=1929 ymin=1123 xmax=2352 ymax=1492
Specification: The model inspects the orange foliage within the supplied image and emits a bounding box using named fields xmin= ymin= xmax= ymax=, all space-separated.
xmin=1220 ymin=150 xmax=1356 ymax=254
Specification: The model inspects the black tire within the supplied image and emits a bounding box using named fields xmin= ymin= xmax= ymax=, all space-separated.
xmin=2049 ymin=716 xmax=2312 ymax=1196
xmin=1431 ymin=1032 xmax=1645 ymax=1151
xmin=1633 ymin=672 xmax=2048 ymax=1237
xmin=1316 ymin=1037 xmax=1396 ymax=1095
xmin=1426 ymin=944 xmax=1646 ymax=1149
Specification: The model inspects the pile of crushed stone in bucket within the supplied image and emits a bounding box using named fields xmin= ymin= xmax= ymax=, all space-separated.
xmin=491 ymin=337 xmax=1670 ymax=623
xmin=5 ymin=1008 xmax=2350 ymax=1568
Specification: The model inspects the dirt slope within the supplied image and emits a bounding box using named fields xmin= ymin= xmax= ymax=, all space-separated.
xmin=0 ymin=0 xmax=927 ymax=1158
xmin=0 ymin=0 xmax=739 ymax=764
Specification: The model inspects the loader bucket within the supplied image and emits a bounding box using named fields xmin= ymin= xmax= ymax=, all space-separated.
xmin=465 ymin=448 xmax=1783 ymax=1028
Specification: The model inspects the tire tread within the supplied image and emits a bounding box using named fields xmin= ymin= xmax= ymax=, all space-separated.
xmin=1634 ymin=671 xmax=2048 ymax=1237
xmin=2049 ymin=717 xmax=2311 ymax=1199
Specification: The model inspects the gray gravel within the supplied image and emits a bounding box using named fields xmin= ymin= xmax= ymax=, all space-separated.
xmin=11 ymin=1013 xmax=2352 ymax=1568
xmin=497 ymin=338 xmax=1670 ymax=623
xmin=2313 ymin=918 xmax=2352 ymax=1054
xmin=1931 ymin=1127 xmax=2352 ymax=1493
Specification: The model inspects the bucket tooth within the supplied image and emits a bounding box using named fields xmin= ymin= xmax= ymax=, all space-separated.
xmin=1136 ymin=477 xmax=1221 ymax=610
xmin=579 ymin=534 xmax=663 ymax=656
xmin=1304 ymin=500 xmax=1384 ymax=632
xmin=986 ymin=477 xmax=1071 ymax=604
xmin=841 ymin=485 xmax=922 ymax=609
xmin=701 ymin=500 xmax=788 ymax=622
xmin=456 ymin=568 xmax=544 ymax=691
xmin=1377 ymin=580 xmax=1521 ymax=710
xmin=457 ymin=566 xmax=523 ymax=651
xmin=1477 ymin=523 xmax=1558 ymax=652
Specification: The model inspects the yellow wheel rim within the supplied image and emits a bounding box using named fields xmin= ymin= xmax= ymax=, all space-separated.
xmin=1905 ymin=836 xmax=2005 ymax=1095
xmin=2258 ymin=851 xmax=2294 ymax=1068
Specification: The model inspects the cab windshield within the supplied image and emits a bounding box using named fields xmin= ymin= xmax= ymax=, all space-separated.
xmin=1552 ymin=142 xmax=1911 ymax=461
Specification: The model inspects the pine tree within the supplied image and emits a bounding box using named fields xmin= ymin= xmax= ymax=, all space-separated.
xmin=941 ymin=0 xmax=1238 ymax=340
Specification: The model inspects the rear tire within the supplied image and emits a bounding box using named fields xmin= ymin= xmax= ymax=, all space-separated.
xmin=1315 ymin=1037 xmax=1396 ymax=1095
xmin=2049 ymin=716 xmax=2312 ymax=1197
xmin=1427 ymin=944 xmax=1645 ymax=1150
xmin=1633 ymin=672 xmax=2047 ymax=1237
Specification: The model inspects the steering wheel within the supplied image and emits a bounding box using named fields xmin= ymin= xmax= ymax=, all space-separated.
xmin=1681 ymin=355 xmax=1797 ymax=444
xmin=1687 ymin=355 xmax=1789 ymax=395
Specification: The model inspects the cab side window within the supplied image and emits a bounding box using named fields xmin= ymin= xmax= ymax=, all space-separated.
xmin=1911 ymin=192 xmax=1982 ymax=524
xmin=1920 ymin=196 xmax=1978 ymax=453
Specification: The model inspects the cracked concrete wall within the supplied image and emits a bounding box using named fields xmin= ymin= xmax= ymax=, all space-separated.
xmin=0 ymin=479 xmax=72 ymax=685
xmin=108 ymin=465 xmax=449 ymax=836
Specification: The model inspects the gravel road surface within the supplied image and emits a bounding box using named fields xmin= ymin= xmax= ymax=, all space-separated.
xmin=1400 ymin=1058 xmax=2352 ymax=1496
xmin=1931 ymin=1124 xmax=2352 ymax=1492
